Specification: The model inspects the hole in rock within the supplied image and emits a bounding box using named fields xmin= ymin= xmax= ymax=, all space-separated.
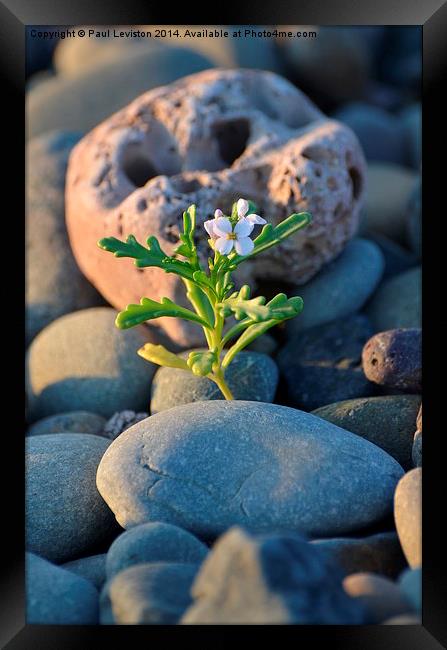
xmin=348 ymin=167 xmax=362 ymax=201
xmin=170 ymin=176 xmax=202 ymax=195
xmin=122 ymin=143 xmax=158 ymax=187
xmin=212 ymin=118 xmax=250 ymax=166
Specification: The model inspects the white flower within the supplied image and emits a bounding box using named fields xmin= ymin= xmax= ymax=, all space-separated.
xmin=213 ymin=217 xmax=255 ymax=256
xmin=204 ymin=209 xmax=224 ymax=239
xmin=236 ymin=198 xmax=266 ymax=226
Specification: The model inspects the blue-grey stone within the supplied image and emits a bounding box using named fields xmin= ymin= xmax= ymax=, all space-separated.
xmin=334 ymin=103 xmax=406 ymax=165
xmin=26 ymin=553 xmax=98 ymax=624
xmin=62 ymin=554 xmax=107 ymax=590
xmin=181 ymin=527 xmax=366 ymax=624
xmin=287 ymin=239 xmax=384 ymax=334
xmin=27 ymin=46 xmax=215 ymax=139
xmin=366 ymin=267 xmax=422 ymax=332
xmin=150 ymin=351 xmax=279 ymax=414
xmin=398 ymin=567 xmax=421 ymax=613
xmin=26 ymin=131 xmax=103 ymax=344
xmin=100 ymin=562 xmax=198 ymax=624
xmin=278 ymin=315 xmax=376 ymax=411
xmin=25 ymin=307 xmax=157 ymax=421
xmin=97 ymin=401 xmax=404 ymax=540
xmin=26 ymin=433 xmax=118 ymax=563
xmin=312 ymin=395 xmax=421 ymax=470
xmin=366 ymin=234 xmax=419 ymax=280
xmin=311 ymin=532 xmax=407 ymax=579
xmin=106 ymin=522 xmax=208 ymax=579
xmin=27 ymin=411 xmax=106 ymax=437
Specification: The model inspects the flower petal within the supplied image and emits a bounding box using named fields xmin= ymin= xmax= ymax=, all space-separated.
xmin=246 ymin=213 xmax=267 ymax=225
xmin=214 ymin=209 xmax=224 ymax=219
xmin=237 ymin=198 xmax=249 ymax=218
xmin=204 ymin=219 xmax=217 ymax=238
xmin=213 ymin=217 xmax=233 ymax=237
xmin=215 ymin=237 xmax=234 ymax=255
xmin=235 ymin=236 xmax=254 ymax=256
xmin=234 ymin=218 xmax=254 ymax=237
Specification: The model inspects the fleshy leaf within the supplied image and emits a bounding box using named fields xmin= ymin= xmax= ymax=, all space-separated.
xmin=231 ymin=212 xmax=312 ymax=264
xmin=137 ymin=343 xmax=189 ymax=370
xmin=115 ymin=297 xmax=211 ymax=330
xmin=174 ymin=205 xmax=197 ymax=261
xmin=187 ymin=350 xmax=217 ymax=377
xmin=220 ymin=287 xmax=303 ymax=322
xmin=98 ymin=234 xmax=195 ymax=280
xmin=219 ymin=285 xmax=268 ymax=321
xmin=222 ymin=293 xmax=304 ymax=367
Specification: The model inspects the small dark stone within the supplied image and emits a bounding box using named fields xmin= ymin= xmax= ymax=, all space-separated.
xmin=181 ymin=527 xmax=366 ymax=624
xmin=277 ymin=315 xmax=377 ymax=411
xmin=311 ymin=531 xmax=407 ymax=579
xmin=362 ymin=328 xmax=421 ymax=392
xmin=343 ymin=572 xmax=411 ymax=624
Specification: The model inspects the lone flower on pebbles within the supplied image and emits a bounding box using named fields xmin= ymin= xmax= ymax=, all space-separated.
xmin=99 ymin=197 xmax=311 ymax=401
xmin=204 ymin=198 xmax=267 ymax=256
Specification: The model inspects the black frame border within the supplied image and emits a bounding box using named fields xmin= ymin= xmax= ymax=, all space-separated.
xmin=4 ymin=0 xmax=445 ymax=647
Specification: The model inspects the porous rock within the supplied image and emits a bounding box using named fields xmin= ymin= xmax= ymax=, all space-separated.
xmin=66 ymin=68 xmax=367 ymax=346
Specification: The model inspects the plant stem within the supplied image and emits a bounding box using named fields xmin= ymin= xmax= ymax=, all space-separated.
xmin=212 ymin=369 xmax=234 ymax=400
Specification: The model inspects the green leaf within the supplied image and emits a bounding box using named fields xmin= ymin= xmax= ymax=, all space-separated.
xmin=137 ymin=343 xmax=189 ymax=370
xmin=222 ymin=320 xmax=281 ymax=368
xmin=219 ymin=285 xmax=268 ymax=321
xmin=221 ymin=293 xmax=304 ymax=368
xmin=220 ymin=287 xmax=303 ymax=323
xmin=183 ymin=280 xmax=215 ymax=329
xmin=98 ymin=234 xmax=195 ymax=281
xmin=187 ymin=350 xmax=217 ymax=377
xmin=174 ymin=205 xmax=197 ymax=261
xmin=231 ymin=212 xmax=312 ymax=265
xmin=115 ymin=297 xmax=212 ymax=330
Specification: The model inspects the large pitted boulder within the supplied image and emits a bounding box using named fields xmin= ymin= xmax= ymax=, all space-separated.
xmin=66 ymin=69 xmax=367 ymax=346
xmin=96 ymin=401 xmax=403 ymax=540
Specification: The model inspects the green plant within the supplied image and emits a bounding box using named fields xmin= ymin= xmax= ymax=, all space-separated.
xmin=98 ymin=199 xmax=311 ymax=400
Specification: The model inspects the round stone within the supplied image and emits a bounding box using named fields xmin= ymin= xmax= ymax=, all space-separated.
xmin=106 ymin=522 xmax=208 ymax=579
xmin=360 ymin=163 xmax=417 ymax=245
xmin=312 ymin=395 xmax=421 ymax=470
xmin=394 ymin=468 xmax=422 ymax=568
xmin=26 ymin=307 xmax=157 ymax=421
xmin=62 ymin=554 xmax=107 ymax=591
xmin=278 ymin=315 xmax=376 ymax=411
xmin=27 ymin=411 xmax=106 ymax=437
xmin=151 ymin=351 xmax=279 ymax=414
xmin=362 ymin=329 xmax=421 ymax=392
xmin=286 ymin=239 xmax=384 ymax=334
xmin=366 ymin=267 xmax=421 ymax=332
xmin=26 ymin=131 xmax=102 ymax=344
xmin=26 ymin=552 xmax=99 ymax=624
xmin=96 ymin=401 xmax=404 ymax=539
xmin=26 ymin=433 xmax=118 ymax=563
